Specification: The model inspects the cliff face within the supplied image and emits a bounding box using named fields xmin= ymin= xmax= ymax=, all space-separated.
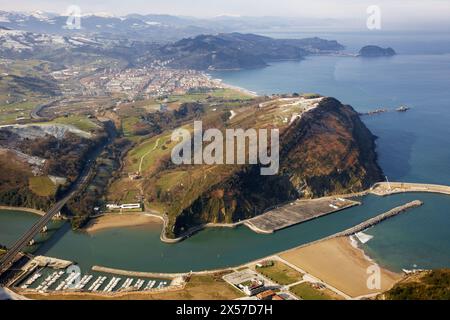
xmin=172 ymin=98 xmax=383 ymax=236
xmin=278 ymin=97 xmax=383 ymax=197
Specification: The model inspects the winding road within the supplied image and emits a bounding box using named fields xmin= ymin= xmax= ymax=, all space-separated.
xmin=138 ymin=138 xmax=160 ymax=173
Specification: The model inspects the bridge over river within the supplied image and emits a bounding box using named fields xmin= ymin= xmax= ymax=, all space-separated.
xmin=0 ymin=162 xmax=93 ymax=274
xmin=0 ymin=120 xmax=116 ymax=275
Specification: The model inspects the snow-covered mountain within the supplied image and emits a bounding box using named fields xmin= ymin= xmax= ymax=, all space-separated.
xmin=0 ymin=10 xmax=214 ymax=42
xmin=0 ymin=10 xmax=353 ymax=43
xmin=0 ymin=27 xmax=105 ymax=53
xmin=0 ymin=28 xmax=65 ymax=52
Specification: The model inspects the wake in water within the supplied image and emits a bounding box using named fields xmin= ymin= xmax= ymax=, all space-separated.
xmin=355 ymin=232 xmax=374 ymax=244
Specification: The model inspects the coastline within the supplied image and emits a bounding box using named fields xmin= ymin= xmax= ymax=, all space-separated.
xmin=10 ymin=201 xmax=421 ymax=300
xmin=83 ymin=213 xmax=162 ymax=234
xmin=2 ymin=184 xmax=442 ymax=296
xmin=20 ymin=236 xmax=399 ymax=300
xmin=87 ymin=200 xmax=421 ymax=275
xmin=208 ymin=74 xmax=259 ymax=97
xmin=80 ymin=182 xmax=442 ymax=242
xmin=279 ymin=236 xmax=401 ymax=298
xmin=221 ymin=82 xmax=259 ymax=97
xmin=0 ymin=206 xmax=46 ymax=217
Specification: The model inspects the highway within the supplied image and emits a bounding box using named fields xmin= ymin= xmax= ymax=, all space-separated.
xmin=0 ymin=124 xmax=111 ymax=274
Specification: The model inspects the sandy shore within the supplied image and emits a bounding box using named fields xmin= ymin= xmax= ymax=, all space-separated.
xmin=0 ymin=206 xmax=46 ymax=217
xmin=221 ymin=82 xmax=259 ymax=97
xmin=280 ymin=236 xmax=401 ymax=298
xmin=84 ymin=213 xmax=162 ymax=233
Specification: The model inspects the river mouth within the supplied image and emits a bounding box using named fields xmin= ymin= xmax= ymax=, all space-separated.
xmin=2 ymin=192 xmax=450 ymax=274
xmin=3 ymin=38 xmax=450 ymax=276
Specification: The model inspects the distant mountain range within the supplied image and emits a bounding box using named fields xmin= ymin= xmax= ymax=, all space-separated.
xmin=0 ymin=26 xmax=161 ymax=65
xmin=159 ymin=33 xmax=344 ymax=70
xmin=0 ymin=10 xmax=212 ymax=42
xmin=0 ymin=25 xmax=344 ymax=71
xmin=0 ymin=10 xmax=353 ymax=43
xmin=1 ymin=10 xmax=346 ymax=71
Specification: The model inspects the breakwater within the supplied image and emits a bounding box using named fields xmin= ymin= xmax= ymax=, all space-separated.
xmin=371 ymin=183 xmax=450 ymax=197
xmin=335 ymin=200 xmax=423 ymax=237
xmin=281 ymin=200 xmax=424 ymax=255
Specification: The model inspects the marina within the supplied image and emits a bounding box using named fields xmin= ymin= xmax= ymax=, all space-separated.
xmin=6 ymin=254 xmax=171 ymax=295
xmin=2 ymin=191 xmax=450 ymax=276
xmin=13 ymin=266 xmax=170 ymax=294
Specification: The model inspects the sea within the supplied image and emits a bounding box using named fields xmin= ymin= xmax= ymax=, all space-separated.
xmin=1 ymin=30 xmax=450 ymax=273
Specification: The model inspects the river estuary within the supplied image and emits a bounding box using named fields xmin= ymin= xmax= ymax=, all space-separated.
xmin=1 ymin=31 xmax=450 ymax=274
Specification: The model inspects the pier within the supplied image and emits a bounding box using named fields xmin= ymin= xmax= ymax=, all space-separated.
xmin=91 ymin=265 xmax=183 ymax=279
xmin=371 ymin=182 xmax=450 ymax=197
xmin=335 ymin=200 xmax=423 ymax=237
xmin=279 ymin=200 xmax=424 ymax=257
xmin=244 ymin=198 xmax=360 ymax=234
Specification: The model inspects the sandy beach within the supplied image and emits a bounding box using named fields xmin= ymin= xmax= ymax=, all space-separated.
xmin=0 ymin=206 xmax=46 ymax=217
xmin=84 ymin=213 xmax=162 ymax=233
xmin=280 ymin=236 xmax=402 ymax=298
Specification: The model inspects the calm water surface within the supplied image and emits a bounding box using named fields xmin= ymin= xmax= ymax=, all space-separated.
xmin=1 ymin=32 xmax=450 ymax=273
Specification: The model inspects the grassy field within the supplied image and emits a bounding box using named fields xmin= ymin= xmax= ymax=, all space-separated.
xmin=121 ymin=116 xmax=140 ymax=138
xmin=106 ymin=177 xmax=140 ymax=203
xmin=126 ymin=131 xmax=179 ymax=174
xmin=49 ymin=115 xmax=99 ymax=132
xmin=0 ymin=98 xmax=45 ymax=125
xmin=289 ymin=283 xmax=333 ymax=300
xmin=301 ymin=93 xmax=322 ymax=99
xmin=256 ymin=261 xmax=303 ymax=285
xmin=156 ymin=171 xmax=189 ymax=192
xmin=29 ymin=176 xmax=57 ymax=197
xmin=122 ymin=189 xmax=141 ymax=203
xmin=163 ymin=88 xmax=253 ymax=104
xmin=207 ymin=88 xmax=254 ymax=100
xmin=0 ymin=59 xmax=59 ymax=125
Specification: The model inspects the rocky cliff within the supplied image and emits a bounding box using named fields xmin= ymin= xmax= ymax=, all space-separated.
xmin=169 ymin=97 xmax=383 ymax=236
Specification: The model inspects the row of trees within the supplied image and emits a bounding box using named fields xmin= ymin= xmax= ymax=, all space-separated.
xmin=66 ymin=137 xmax=133 ymax=230
xmin=18 ymin=132 xmax=97 ymax=183
xmin=130 ymin=102 xmax=205 ymax=137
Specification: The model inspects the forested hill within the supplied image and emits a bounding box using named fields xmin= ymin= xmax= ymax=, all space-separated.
xmin=158 ymin=33 xmax=344 ymax=70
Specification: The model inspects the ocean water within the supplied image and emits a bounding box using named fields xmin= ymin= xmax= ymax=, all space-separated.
xmin=211 ymin=31 xmax=450 ymax=271
xmin=211 ymin=35 xmax=450 ymax=185
xmin=1 ymin=192 xmax=447 ymax=273
xmin=1 ymin=31 xmax=450 ymax=273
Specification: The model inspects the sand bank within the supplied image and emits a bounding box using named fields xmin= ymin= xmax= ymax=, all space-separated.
xmin=280 ymin=237 xmax=401 ymax=298
xmin=84 ymin=213 xmax=162 ymax=233
xmin=0 ymin=206 xmax=46 ymax=217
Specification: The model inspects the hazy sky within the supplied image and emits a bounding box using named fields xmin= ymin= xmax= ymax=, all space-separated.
xmin=1 ymin=0 xmax=450 ymax=28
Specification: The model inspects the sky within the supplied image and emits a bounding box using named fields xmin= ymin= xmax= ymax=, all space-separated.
xmin=1 ymin=0 xmax=450 ymax=29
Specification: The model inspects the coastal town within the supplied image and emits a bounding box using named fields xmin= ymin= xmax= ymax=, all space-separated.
xmin=2 ymin=181 xmax=449 ymax=300
xmin=1 ymin=2 xmax=450 ymax=305
xmin=54 ymin=63 xmax=225 ymax=99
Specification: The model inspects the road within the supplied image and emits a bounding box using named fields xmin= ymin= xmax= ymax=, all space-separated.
xmin=30 ymin=100 xmax=60 ymax=120
xmin=138 ymin=138 xmax=160 ymax=173
xmin=0 ymin=121 xmax=115 ymax=274
xmin=0 ymin=157 xmax=93 ymax=273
